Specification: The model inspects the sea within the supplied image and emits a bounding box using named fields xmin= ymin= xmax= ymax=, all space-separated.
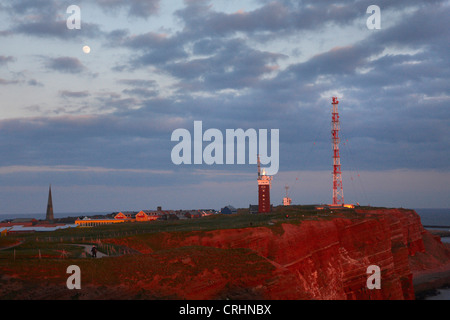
xmin=414 ymin=208 xmax=450 ymax=243
xmin=414 ymin=208 xmax=450 ymax=300
xmin=414 ymin=208 xmax=450 ymax=229
xmin=0 ymin=211 xmax=111 ymax=221
xmin=1 ymin=207 xmax=449 ymax=299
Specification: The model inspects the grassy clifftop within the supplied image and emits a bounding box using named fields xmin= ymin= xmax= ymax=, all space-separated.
xmin=2 ymin=206 xmax=442 ymax=300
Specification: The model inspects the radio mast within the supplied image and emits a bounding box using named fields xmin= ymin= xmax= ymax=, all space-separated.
xmin=331 ymin=97 xmax=344 ymax=206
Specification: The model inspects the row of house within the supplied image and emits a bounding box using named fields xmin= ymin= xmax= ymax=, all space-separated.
xmin=75 ymin=209 xmax=217 ymax=227
xmin=1 ymin=206 xmax=229 ymax=232
xmin=114 ymin=210 xmax=176 ymax=221
xmin=114 ymin=209 xmax=216 ymax=221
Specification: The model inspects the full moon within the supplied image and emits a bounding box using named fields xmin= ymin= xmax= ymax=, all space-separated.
xmin=82 ymin=45 xmax=91 ymax=54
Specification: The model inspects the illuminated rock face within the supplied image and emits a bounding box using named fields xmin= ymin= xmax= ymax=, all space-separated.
xmin=5 ymin=209 xmax=447 ymax=300
xmin=134 ymin=209 xmax=446 ymax=300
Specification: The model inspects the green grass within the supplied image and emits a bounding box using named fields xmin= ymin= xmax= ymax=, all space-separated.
xmin=0 ymin=241 xmax=85 ymax=261
xmin=0 ymin=206 xmax=417 ymax=300
xmin=9 ymin=210 xmax=292 ymax=243
xmin=14 ymin=206 xmax=389 ymax=243
xmin=0 ymin=205 xmax=388 ymax=263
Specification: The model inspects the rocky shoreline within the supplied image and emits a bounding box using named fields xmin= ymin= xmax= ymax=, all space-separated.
xmin=413 ymin=241 xmax=450 ymax=299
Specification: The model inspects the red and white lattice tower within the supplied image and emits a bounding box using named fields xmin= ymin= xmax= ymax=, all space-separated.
xmin=331 ymin=97 xmax=344 ymax=205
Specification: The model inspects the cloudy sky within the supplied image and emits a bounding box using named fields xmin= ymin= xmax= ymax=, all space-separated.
xmin=0 ymin=0 xmax=449 ymax=215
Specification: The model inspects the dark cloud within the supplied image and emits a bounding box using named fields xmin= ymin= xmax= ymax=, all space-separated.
xmin=94 ymin=0 xmax=160 ymax=19
xmin=118 ymin=79 xmax=158 ymax=87
xmin=192 ymin=38 xmax=225 ymax=55
xmin=167 ymin=39 xmax=286 ymax=91
xmin=120 ymin=32 xmax=188 ymax=66
xmin=93 ymin=94 xmax=141 ymax=113
xmin=284 ymin=44 xmax=383 ymax=83
xmin=5 ymin=0 xmax=59 ymax=17
xmin=27 ymin=79 xmax=44 ymax=87
xmin=45 ymin=57 xmax=86 ymax=74
xmin=14 ymin=21 xmax=103 ymax=39
xmin=122 ymin=88 xmax=159 ymax=98
xmin=176 ymin=1 xmax=293 ymax=37
xmin=106 ymin=29 xmax=131 ymax=47
xmin=2 ymin=0 xmax=103 ymax=39
xmin=59 ymin=90 xmax=90 ymax=98
xmin=174 ymin=0 xmax=364 ymax=39
xmin=0 ymin=114 xmax=179 ymax=171
xmin=371 ymin=3 xmax=450 ymax=48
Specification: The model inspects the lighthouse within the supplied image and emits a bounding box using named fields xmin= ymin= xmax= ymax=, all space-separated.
xmin=257 ymin=155 xmax=272 ymax=213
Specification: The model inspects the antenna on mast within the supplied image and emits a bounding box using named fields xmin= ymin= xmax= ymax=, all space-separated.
xmin=257 ymin=154 xmax=261 ymax=178
xmin=331 ymin=97 xmax=344 ymax=206
xmin=283 ymin=185 xmax=292 ymax=206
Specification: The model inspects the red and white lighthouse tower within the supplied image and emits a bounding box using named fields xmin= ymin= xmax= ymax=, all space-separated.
xmin=258 ymin=155 xmax=272 ymax=213
xmin=331 ymin=97 xmax=344 ymax=206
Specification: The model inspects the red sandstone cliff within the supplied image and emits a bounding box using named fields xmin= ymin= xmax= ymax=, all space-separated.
xmin=105 ymin=208 xmax=450 ymax=300
xmin=2 ymin=209 xmax=448 ymax=300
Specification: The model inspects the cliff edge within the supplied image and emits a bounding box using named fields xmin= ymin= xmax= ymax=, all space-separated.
xmin=1 ymin=208 xmax=449 ymax=300
xmin=104 ymin=208 xmax=450 ymax=299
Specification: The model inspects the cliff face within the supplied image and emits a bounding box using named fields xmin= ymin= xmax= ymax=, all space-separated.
xmin=107 ymin=208 xmax=450 ymax=300
xmin=175 ymin=209 xmax=416 ymax=299
xmin=2 ymin=209 xmax=449 ymax=300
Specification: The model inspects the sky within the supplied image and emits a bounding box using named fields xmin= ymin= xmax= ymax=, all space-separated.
xmin=0 ymin=0 xmax=449 ymax=215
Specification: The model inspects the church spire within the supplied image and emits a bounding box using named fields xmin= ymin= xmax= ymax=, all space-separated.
xmin=46 ymin=184 xmax=54 ymax=221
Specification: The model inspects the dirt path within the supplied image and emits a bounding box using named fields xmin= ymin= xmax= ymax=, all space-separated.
xmin=0 ymin=240 xmax=24 ymax=251
xmin=70 ymin=244 xmax=108 ymax=258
